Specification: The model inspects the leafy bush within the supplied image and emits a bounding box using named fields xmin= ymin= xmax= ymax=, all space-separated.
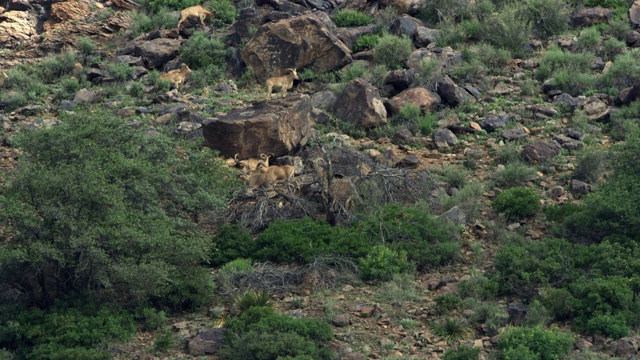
xmin=498 ymin=326 xmax=574 ymax=360
xmin=0 ymin=109 xmax=239 ymax=307
xmin=254 ymin=217 xmax=369 ymax=264
xmin=458 ymin=272 xmax=499 ymax=300
xmin=341 ymin=61 xmax=368 ymax=83
xmin=434 ymin=294 xmax=462 ymax=315
xmin=332 ymin=9 xmax=373 ymax=27
xmin=357 ymin=203 xmax=461 ymax=270
xmin=493 ymin=162 xmax=537 ymax=188
xmin=220 ymin=306 xmax=333 ymax=360
xmin=220 ymin=258 xmax=253 ymax=273
xmin=359 ymin=245 xmax=414 ymax=281
xmin=577 ymin=27 xmax=602 ymax=52
xmin=609 ymin=101 xmax=640 ymax=141
xmin=602 ymin=37 xmax=626 ymax=60
xmin=353 ymin=34 xmax=380 ymax=52
xmin=536 ymin=45 xmax=595 ymax=95
xmin=158 ymin=266 xmax=216 ymax=312
xmin=443 ymin=345 xmax=482 ymax=360
xmin=234 ymin=289 xmax=272 ymax=314
xmin=209 ymin=0 xmax=237 ymax=25
xmin=526 ymin=0 xmax=568 ymax=40
xmin=107 ymin=62 xmax=134 ymax=81
xmin=431 ymin=317 xmax=474 ymax=342
xmin=584 ymin=0 xmax=630 ymax=9
xmin=586 ymin=314 xmax=629 ymax=340
xmin=142 ymin=0 xmax=198 ymax=12
xmin=440 ymin=181 xmax=484 ymax=223
xmin=440 ymin=165 xmax=469 ymax=189
xmin=211 ymin=225 xmax=256 ymax=267
xmin=598 ymin=49 xmax=640 ymax=93
xmin=483 ymin=3 xmax=531 ymax=57
xmin=467 ymin=300 xmax=509 ymax=335
xmin=76 ymin=37 xmax=97 ymax=56
xmin=569 ymin=276 xmax=636 ymax=326
xmin=36 ymin=52 xmax=78 ymax=83
xmin=0 ymin=303 xmax=135 ymax=359
xmin=389 ymin=103 xmax=436 ymax=136
xmin=180 ymin=31 xmax=228 ymax=71
xmin=373 ymin=34 xmax=413 ymax=70
xmin=138 ymin=307 xmax=168 ymax=331
xmin=493 ymin=187 xmax=540 ymax=221
xmin=573 ymin=148 xmax=607 ymax=183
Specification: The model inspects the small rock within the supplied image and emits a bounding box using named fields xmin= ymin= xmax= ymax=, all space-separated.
xmin=332 ymin=313 xmax=351 ymax=327
xmin=432 ymin=128 xmax=458 ymax=149
xmin=571 ymin=179 xmax=590 ymax=196
xmin=188 ymin=329 xmax=224 ymax=356
xmin=59 ymin=100 xmax=76 ymax=111
xmin=547 ymin=186 xmax=564 ymax=199
xmin=73 ymin=88 xmax=97 ymax=104
xmin=441 ymin=206 xmax=466 ymax=227
xmin=553 ymin=134 xmax=583 ymax=151
xmin=480 ymin=115 xmax=509 ymax=132
xmin=502 ymin=127 xmax=529 ymax=141
xmin=563 ymin=128 xmax=582 ymax=140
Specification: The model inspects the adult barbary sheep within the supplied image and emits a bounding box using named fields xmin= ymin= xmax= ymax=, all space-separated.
xmin=265 ymin=68 xmax=299 ymax=100
xmin=233 ymin=153 xmax=271 ymax=173
xmin=255 ymin=162 xmax=295 ymax=183
xmin=159 ymin=64 xmax=192 ymax=91
xmin=177 ymin=5 xmax=215 ymax=28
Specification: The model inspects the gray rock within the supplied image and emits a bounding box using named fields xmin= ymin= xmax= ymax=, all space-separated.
xmin=389 ymin=15 xmax=422 ymax=41
xmin=553 ymin=134 xmax=583 ymax=151
xmin=173 ymin=121 xmax=202 ymax=138
xmin=136 ymin=38 xmax=182 ymax=69
xmin=571 ymin=6 xmax=615 ymax=27
xmin=334 ymin=79 xmax=387 ymax=129
xmin=436 ymin=76 xmax=471 ymax=107
xmin=480 ymin=114 xmax=510 ymax=132
xmin=384 ymin=69 xmax=415 ymax=96
xmin=415 ymin=27 xmax=440 ymax=47
xmin=502 ymin=128 xmax=529 ymax=141
xmin=311 ymin=90 xmax=337 ymax=111
xmin=508 ymin=302 xmax=528 ymax=325
xmin=332 ymin=313 xmax=351 ymax=327
xmin=611 ymin=337 xmax=639 ymax=357
xmin=571 ymin=179 xmax=590 ymax=196
xmin=432 ymin=128 xmax=458 ymax=149
xmin=441 ymin=206 xmax=466 ymax=226
xmin=59 ymin=100 xmax=76 ymax=111
xmin=547 ymin=186 xmax=564 ymax=199
xmin=526 ymin=104 xmax=558 ymax=118
xmin=73 ymin=88 xmax=97 ymax=104
xmin=521 ymin=141 xmax=560 ymax=164
xmin=393 ymin=128 xmax=413 ymax=141
xmin=563 ymin=128 xmax=582 ymax=140
xmin=336 ymin=25 xmax=377 ymax=51
xmin=553 ymin=93 xmax=578 ymax=110
xmin=188 ymin=329 xmax=224 ymax=356
xmin=398 ymin=154 xmax=420 ymax=168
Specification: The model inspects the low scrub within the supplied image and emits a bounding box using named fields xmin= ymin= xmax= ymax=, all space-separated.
xmin=332 ymin=9 xmax=373 ymax=27
xmin=493 ymin=187 xmax=540 ymax=221
xmin=498 ymin=326 xmax=574 ymax=360
xmin=373 ymin=34 xmax=413 ymax=70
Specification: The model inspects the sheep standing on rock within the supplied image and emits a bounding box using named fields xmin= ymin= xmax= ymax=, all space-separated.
xmin=177 ymin=5 xmax=215 ymax=28
xmin=159 ymin=64 xmax=192 ymax=91
xmin=265 ymin=68 xmax=299 ymax=100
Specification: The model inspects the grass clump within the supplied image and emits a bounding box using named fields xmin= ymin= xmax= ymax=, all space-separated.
xmin=359 ymin=245 xmax=414 ymax=281
xmin=493 ymin=187 xmax=541 ymax=221
xmin=130 ymin=9 xmax=178 ymax=37
xmin=333 ymin=9 xmax=373 ymax=27
xmin=431 ymin=317 xmax=475 ymax=342
xmin=483 ymin=3 xmax=531 ymax=58
xmin=443 ymin=345 xmax=482 ymax=360
xmin=353 ymin=33 xmax=380 ymax=53
xmin=493 ymin=163 xmax=538 ymax=188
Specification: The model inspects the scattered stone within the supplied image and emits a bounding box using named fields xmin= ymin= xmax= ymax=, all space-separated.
xmin=437 ymin=76 xmax=472 ymax=107
xmin=480 ymin=114 xmax=510 ymax=132
xmin=611 ymin=337 xmax=638 ymax=357
xmin=526 ymin=104 xmax=558 ymax=118
xmin=384 ymin=87 xmax=441 ymax=116
xmin=563 ymin=128 xmax=582 ymax=140
xmin=415 ymin=27 xmax=440 ymax=47
xmin=432 ymin=128 xmax=458 ymax=149
xmin=73 ymin=88 xmax=98 ymax=104
xmin=188 ymin=329 xmax=224 ymax=356
xmin=547 ymin=186 xmax=564 ymax=199
xmin=521 ymin=141 xmax=560 ymax=164
xmin=583 ymin=96 xmax=610 ymax=122
xmin=571 ymin=6 xmax=615 ymax=27
xmin=553 ymin=93 xmax=579 ymax=110
xmin=59 ymin=100 xmax=76 ymax=111
xmin=398 ymin=154 xmax=420 ymax=168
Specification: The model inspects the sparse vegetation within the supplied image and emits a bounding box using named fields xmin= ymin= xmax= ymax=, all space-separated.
xmin=333 ymin=9 xmax=373 ymax=27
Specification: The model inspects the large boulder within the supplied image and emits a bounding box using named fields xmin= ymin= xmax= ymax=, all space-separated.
xmin=388 ymin=15 xmax=423 ymax=42
xmin=202 ymin=94 xmax=315 ymax=158
xmin=618 ymin=77 xmax=640 ymax=105
xmin=43 ymin=0 xmax=92 ymax=31
xmin=334 ymin=79 xmax=387 ymax=129
xmin=378 ymin=0 xmax=421 ymax=14
xmin=521 ymin=141 xmax=560 ymax=164
xmin=135 ymin=38 xmax=182 ymax=69
xmin=384 ymin=87 xmax=441 ymax=116
xmin=571 ymin=6 xmax=615 ymax=27
xmin=241 ymin=13 xmax=352 ymax=83
xmin=0 ymin=10 xmax=37 ymax=47
xmin=188 ymin=329 xmax=224 ymax=356
xmin=407 ymin=47 xmax=463 ymax=75
xmin=436 ymin=76 xmax=472 ymax=107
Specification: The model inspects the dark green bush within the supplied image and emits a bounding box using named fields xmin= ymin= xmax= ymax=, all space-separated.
xmin=180 ymin=31 xmax=228 ymax=71
xmin=359 ymin=245 xmax=414 ymax=281
xmin=526 ymin=0 xmax=568 ymax=40
xmin=0 ymin=302 xmax=135 ymax=359
xmin=373 ymin=34 xmax=413 ymax=70
xmin=483 ymin=3 xmax=531 ymax=57
xmin=353 ymin=34 xmax=380 ymax=52
xmin=138 ymin=307 xmax=168 ymax=331
xmin=76 ymin=37 xmax=97 ymax=56
xmin=220 ymin=306 xmax=333 ymax=360
xmin=0 ymin=109 xmax=239 ymax=307
xmin=254 ymin=217 xmax=369 ymax=264
xmin=332 ymin=9 xmax=373 ymax=27
xmin=498 ymin=326 xmax=574 ymax=360
xmin=573 ymin=149 xmax=608 ymax=183
xmin=543 ymin=202 xmax=582 ymax=223
xmin=36 ymin=52 xmax=78 ymax=83
xmin=155 ymin=266 xmax=216 ymax=312
xmin=535 ymin=45 xmax=595 ymax=96
xmin=569 ymin=276 xmax=636 ymax=324
xmin=493 ymin=187 xmax=541 ymax=221
xmin=443 ymin=345 xmax=481 ymax=360
xmin=107 ymin=62 xmax=134 ymax=81
xmin=586 ymin=314 xmax=629 ymax=340
xmin=434 ymin=294 xmax=462 ymax=315
xmin=492 ymin=163 xmax=537 ymax=188
xmin=211 ymin=225 xmax=256 ymax=267
xmin=598 ymin=49 xmax=640 ymax=94
xmin=357 ymin=203 xmax=461 ymax=270
xmin=208 ymin=0 xmax=236 ymax=25
xmin=130 ymin=8 xmax=178 ymax=37
xmin=390 ymin=103 xmax=436 ymax=136
xmin=584 ymin=0 xmax=630 ymax=9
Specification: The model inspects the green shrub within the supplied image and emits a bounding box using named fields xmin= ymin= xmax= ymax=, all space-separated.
xmin=0 ymin=109 xmax=239 ymax=307
xmin=129 ymin=81 xmax=144 ymax=97
xmin=493 ymin=187 xmax=540 ymax=221
xmin=569 ymin=276 xmax=636 ymax=324
xmin=139 ymin=307 xmax=168 ymax=331
xmin=211 ymin=225 xmax=255 ymax=267
xmin=431 ymin=317 xmax=474 ymax=342
xmin=552 ymin=69 xmax=597 ymax=96
xmin=436 ymin=16 xmax=467 ymax=48
xmin=443 ymin=345 xmax=481 ymax=360
xmin=493 ymin=163 xmax=537 ymax=188
xmin=57 ymin=76 xmax=81 ymax=98
xmin=573 ymin=148 xmax=607 ymax=183
xmin=332 ymin=9 xmax=373 ymax=27
xmin=0 ymin=303 xmax=135 ymax=359
xmin=209 ymin=0 xmax=236 ymax=25
xmin=357 ymin=203 xmax=461 ymax=270
xmin=498 ymin=326 xmax=574 ymax=360
xmin=107 ymin=62 xmax=134 ymax=81
xmin=220 ymin=306 xmax=333 ymax=360
xmin=359 ymin=245 xmax=414 ymax=281
xmin=440 ymin=165 xmax=469 ymax=189
xmin=609 ymin=101 xmax=640 ymax=141
xmin=544 ymin=202 xmax=581 ymax=223
xmin=584 ymin=0 xmax=629 ymax=9
xmin=536 ymin=45 xmax=595 ymax=95
xmin=434 ymin=294 xmax=462 ymax=315
xmin=36 ymin=52 xmax=78 ymax=83
xmin=142 ymin=0 xmax=198 ymax=12
xmin=180 ymin=31 xmax=228 ymax=71
xmin=577 ymin=27 xmax=602 ymax=52
xmin=526 ymin=0 xmax=568 ymax=40
xmin=76 ymin=37 xmax=97 ymax=56
xmin=130 ymin=9 xmax=178 ymax=37
xmin=353 ymin=33 xmax=380 ymax=52
xmin=373 ymin=34 xmax=413 ymax=70
xmin=483 ymin=3 xmax=531 ymax=57
xmin=598 ymin=49 xmax=640 ymax=93
xmin=157 ymin=266 xmax=216 ymax=312
xmin=220 ymin=258 xmax=253 ymax=273
xmin=605 ymin=13 xmax=633 ymax=40
xmin=415 ymin=58 xmax=442 ymax=88
xmin=234 ymin=289 xmax=272 ymax=314
xmin=468 ymin=301 xmax=509 ymax=335
xmin=440 ymin=181 xmax=485 ymax=224
xmin=458 ymin=272 xmax=499 ymax=300
xmin=602 ymin=37 xmax=626 ymax=61
xmin=255 ymin=218 xmax=369 ymax=264
xmin=154 ymin=329 xmax=174 ymax=352
xmin=0 ymin=91 xmax=28 ymax=111
xmin=341 ymin=61 xmax=368 ymax=83
xmin=586 ymin=314 xmax=629 ymax=340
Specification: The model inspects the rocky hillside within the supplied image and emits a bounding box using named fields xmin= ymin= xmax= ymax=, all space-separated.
xmin=2 ymin=0 xmax=640 ymax=359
